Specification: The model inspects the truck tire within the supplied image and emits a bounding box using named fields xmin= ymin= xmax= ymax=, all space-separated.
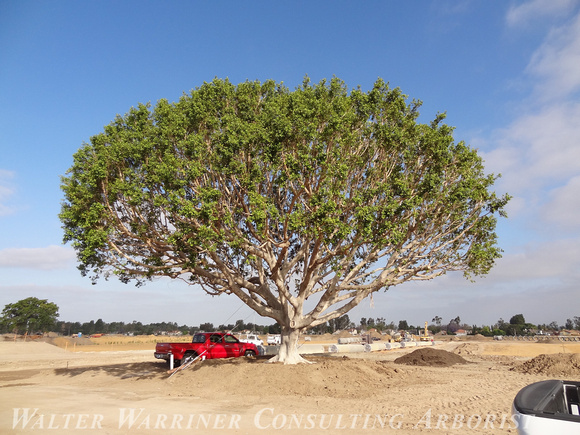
xmin=180 ymin=351 xmax=198 ymax=366
xmin=244 ymin=349 xmax=256 ymax=357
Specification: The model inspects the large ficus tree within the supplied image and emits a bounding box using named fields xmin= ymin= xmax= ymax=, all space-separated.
xmin=61 ymin=77 xmax=509 ymax=363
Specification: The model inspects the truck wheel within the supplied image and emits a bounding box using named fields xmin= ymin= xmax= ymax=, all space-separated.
xmin=181 ymin=351 xmax=198 ymax=366
xmin=244 ymin=350 xmax=256 ymax=357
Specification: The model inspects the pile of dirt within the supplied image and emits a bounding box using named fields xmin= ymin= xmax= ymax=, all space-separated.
xmin=511 ymin=353 xmax=580 ymax=377
xmin=43 ymin=336 xmax=95 ymax=348
xmin=1 ymin=334 xmax=44 ymax=342
xmin=1 ymin=334 xmax=96 ymax=347
xmin=394 ymin=348 xmax=468 ymax=367
xmin=468 ymin=334 xmax=486 ymax=340
xmin=172 ymin=355 xmax=407 ymax=399
xmin=453 ymin=343 xmax=481 ymax=356
xmin=368 ymin=330 xmax=384 ymax=340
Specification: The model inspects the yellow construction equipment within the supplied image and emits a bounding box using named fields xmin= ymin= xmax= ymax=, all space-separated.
xmin=420 ymin=321 xmax=431 ymax=341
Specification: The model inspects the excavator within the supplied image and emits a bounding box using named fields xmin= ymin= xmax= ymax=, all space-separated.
xmin=420 ymin=321 xmax=431 ymax=341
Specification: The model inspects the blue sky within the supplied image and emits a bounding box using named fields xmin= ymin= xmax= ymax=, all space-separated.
xmin=1 ymin=0 xmax=579 ymax=328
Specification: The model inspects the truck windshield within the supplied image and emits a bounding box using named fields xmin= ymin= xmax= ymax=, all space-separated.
xmin=192 ymin=334 xmax=206 ymax=343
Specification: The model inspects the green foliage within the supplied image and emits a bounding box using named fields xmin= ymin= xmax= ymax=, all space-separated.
xmin=327 ymin=314 xmax=352 ymax=332
xmin=1 ymin=297 xmax=59 ymax=334
xmin=60 ymin=76 xmax=509 ymax=333
xmin=509 ymin=314 xmax=526 ymax=325
xmin=493 ymin=314 xmax=539 ymax=335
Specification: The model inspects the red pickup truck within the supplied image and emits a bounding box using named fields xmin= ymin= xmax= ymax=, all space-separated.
xmin=154 ymin=332 xmax=259 ymax=366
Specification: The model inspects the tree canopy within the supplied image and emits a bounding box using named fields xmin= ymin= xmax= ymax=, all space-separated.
xmin=60 ymin=77 xmax=509 ymax=363
xmin=510 ymin=314 xmax=526 ymax=325
xmin=1 ymin=297 xmax=59 ymax=334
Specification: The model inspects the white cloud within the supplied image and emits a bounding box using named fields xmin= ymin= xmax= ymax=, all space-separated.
xmin=370 ymin=236 xmax=580 ymax=326
xmin=474 ymin=5 xmax=580 ymax=249
xmin=541 ymin=175 xmax=580 ymax=231
xmin=485 ymin=7 xmax=580 ymax=199
xmin=400 ymin=238 xmax=580 ymax=290
xmin=490 ymin=239 xmax=580 ymax=282
xmin=527 ymin=12 xmax=580 ymax=101
xmin=502 ymin=195 xmax=526 ymax=220
xmin=0 ymin=245 xmax=76 ymax=270
xmin=483 ymin=101 xmax=580 ymax=196
xmin=506 ymin=0 xmax=577 ymax=27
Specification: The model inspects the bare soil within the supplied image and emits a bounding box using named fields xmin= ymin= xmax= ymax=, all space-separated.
xmin=394 ymin=348 xmax=468 ymax=367
xmin=511 ymin=352 xmax=580 ymax=377
xmin=1 ymin=337 xmax=579 ymax=434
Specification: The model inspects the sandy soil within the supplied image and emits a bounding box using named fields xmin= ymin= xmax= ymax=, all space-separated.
xmin=1 ymin=338 xmax=579 ymax=434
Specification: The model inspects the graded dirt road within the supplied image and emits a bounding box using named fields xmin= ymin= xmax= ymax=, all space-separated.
xmin=1 ymin=338 xmax=579 ymax=434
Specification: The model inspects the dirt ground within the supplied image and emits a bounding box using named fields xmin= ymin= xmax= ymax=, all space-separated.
xmin=1 ymin=337 xmax=579 ymax=434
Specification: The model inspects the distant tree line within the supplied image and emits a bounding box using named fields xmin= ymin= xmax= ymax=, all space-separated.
xmin=473 ymin=314 xmax=580 ymax=337
xmin=347 ymin=314 xmax=580 ymax=337
xmin=0 ymin=297 xmax=285 ymax=336
xmin=1 ymin=298 xmax=579 ymax=337
xmin=0 ymin=315 xmax=284 ymax=336
xmin=50 ymin=318 xmax=284 ymax=337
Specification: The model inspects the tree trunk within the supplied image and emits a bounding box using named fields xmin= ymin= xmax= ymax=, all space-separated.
xmin=268 ymin=326 xmax=312 ymax=364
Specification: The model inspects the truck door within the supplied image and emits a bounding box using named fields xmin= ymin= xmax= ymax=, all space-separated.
xmin=223 ymin=334 xmax=241 ymax=357
xmin=207 ymin=333 xmax=226 ymax=358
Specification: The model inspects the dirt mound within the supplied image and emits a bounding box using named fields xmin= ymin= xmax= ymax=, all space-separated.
xmin=44 ymin=336 xmax=95 ymax=348
xmin=173 ymin=355 xmax=406 ymax=399
xmin=453 ymin=343 xmax=481 ymax=356
xmin=511 ymin=353 xmax=580 ymax=377
xmin=1 ymin=334 xmax=43 ymax=342
xmin=394 ymin=348 xmax=468 ymax=367
xmin=468 ymin=334 xmax=486 ymax=340
xmin=0 ymin=341 xmax=69 ymax=357
xmin=1 ymin=334 xmax=95 ymax=347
